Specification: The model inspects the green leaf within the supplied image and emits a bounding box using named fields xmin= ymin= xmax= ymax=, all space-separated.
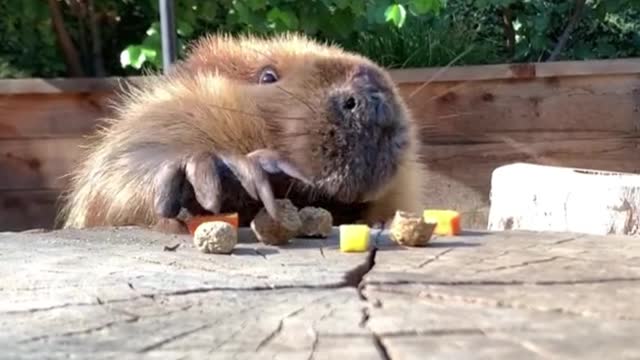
xmin=349 ymin=0 xmax=366 ymax=15
xmin=246 ymin=0 xmax=268 ymax=10
xmin=196 ymin=2 xmax=218 ymax=21
xmin=120 ymin=45 xmax=142 ymax=69
xmin=233 ymin=1 xmax=252 ymax=24
xmin=367 ymin=0 xmax=393 ymax=25
xmin=267 ymin=8 xmax=299 ymax=30
xmin=120 ymin=45 xmax=158 ymax=69
xmin=409 ymin=0 xmax=442 ymax=15
xmin=384 ymin=4 xmax=407 ymax=28
xmin=145 ymin=22 xmax=160 ymax=37
xmin=334 ymin=0 xmax=351 ymax=10
xmin=177 ymin=20 xmax=194 ymax=37
xmin=326 ymin=7 xmax=356 ymax=38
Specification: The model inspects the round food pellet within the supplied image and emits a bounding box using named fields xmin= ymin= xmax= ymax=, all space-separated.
xmin=251 ymin=199 xmax=302 ymax=246
xmin=389 ymin=210 xmax=436 ymax=247
xmin=193 ymin=221 xmax=237 ymax=254
xmin=298 ymin=206 xmax=333 ymax=238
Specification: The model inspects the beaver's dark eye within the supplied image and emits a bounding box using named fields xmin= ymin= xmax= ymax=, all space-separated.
xmin=259 ymin=67 xmax=279 ymax=84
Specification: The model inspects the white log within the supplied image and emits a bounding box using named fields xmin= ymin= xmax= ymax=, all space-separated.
xmin=487 ymin=162 xmax=640 ymax=235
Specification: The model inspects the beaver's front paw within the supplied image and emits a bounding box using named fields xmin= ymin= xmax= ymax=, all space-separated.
xmin=152 ymin=149 xmax=310 ymax=221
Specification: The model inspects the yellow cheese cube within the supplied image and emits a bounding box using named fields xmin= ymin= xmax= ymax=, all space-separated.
xmin=339 ymin=225 xmax=370 ymax=252
xmin=423 ymin=209 xmax=461 ymax=236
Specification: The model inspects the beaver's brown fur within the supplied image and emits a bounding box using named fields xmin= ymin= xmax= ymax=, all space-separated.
xmin=57 ymin=33 xmax=427 ymax=232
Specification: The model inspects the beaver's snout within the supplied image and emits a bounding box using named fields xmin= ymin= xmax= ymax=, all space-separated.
xmin=315 ymin=64 xmax=410 ymax=203
xmin=330 ymin=64 xmax=399 ymax=130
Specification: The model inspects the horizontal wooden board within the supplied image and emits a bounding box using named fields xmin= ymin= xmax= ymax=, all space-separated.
xmin=0 ymin=138 xmax=86 ymax=190
xmin=391 ymin=58 xmax=640 ymax=83
xmin=2 ymin=134 xmax=640 ymax=230
xmin=420 ymin=134 xmax=640 ymax=228
xmin=0 ymin=59 xmax=639 ymax=230
xmin=0 ymin=58 xmax=638 ymax=94
xmin=0 ymin=190 xmax=61 ymax=231
xmin=0 ymin=92 xmax=113 ymax=139
xmin=401 ymin=74 xmax=640 ymax=137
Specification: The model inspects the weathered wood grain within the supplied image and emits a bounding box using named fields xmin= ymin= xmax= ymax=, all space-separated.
xmin=360 ymin=230 xmax=640 ymax=359
xmin=2 ymin=227 xmax=640 ymax=358
xmin=408 ymin=74 xmax=640 ymax=228
xmin=1 ymin=58 xmax=637 ymax=94
xmin=0 ymin=138 xmax=85 ymax=190
xmin=0 ymin=227 xmax=378 ymax=359
xmin=0 ymin=93 xmax=110 ymax=139
xmin=0 ymin=190 xmax=60 ymax=231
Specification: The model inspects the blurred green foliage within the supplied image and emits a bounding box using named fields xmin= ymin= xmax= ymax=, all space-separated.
xmin=0 ymin=0 xmax=638 ymax=78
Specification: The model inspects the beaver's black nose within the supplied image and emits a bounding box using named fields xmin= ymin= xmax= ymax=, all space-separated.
xmin=331 ymin=64 xmax=395 ymax=128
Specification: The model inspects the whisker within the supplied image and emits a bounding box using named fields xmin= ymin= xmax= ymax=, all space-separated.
xmin=408 ymin=46 xmax=475 ymax=100
xmin=278 ymin=132 xmax=313 ymax=138
xmin=241 ymin=44 xmax=278 ymax=64
xmin=491 ymin=134 xmax=560 ymax=166
xmin=275 ymin=85 xmax=318 ymax=116
xmin=284 ymin=181 xmax=295 ymax=199
xmin=425 ymin=81 xmax=471 ymax=103
xmin=203 ymin=103 xmax=307 ymax=120
xmin=437 ymin=112 xmax=476 ymax=120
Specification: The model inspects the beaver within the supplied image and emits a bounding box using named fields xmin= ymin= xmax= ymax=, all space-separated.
xmin=57 ymin=33 xmax=428 ymax=234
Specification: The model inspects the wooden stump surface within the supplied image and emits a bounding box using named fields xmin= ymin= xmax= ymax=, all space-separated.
xmin=1 ymin=226 xmax=640 ymax=359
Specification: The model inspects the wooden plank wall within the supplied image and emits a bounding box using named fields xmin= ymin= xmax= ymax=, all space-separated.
xmin=1 ymin=59 xmax=639 ymax=231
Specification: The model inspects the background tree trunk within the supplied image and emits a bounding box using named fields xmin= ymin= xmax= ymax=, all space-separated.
xmin=47 ymin=0 xmax=85 ymax=77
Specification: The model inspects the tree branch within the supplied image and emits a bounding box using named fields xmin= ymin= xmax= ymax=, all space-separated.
xmin=547 ymin=0 xmax=586 ymax=62
xmin=47 ymin=0 xmax=85 ymax=77
xmin=501 ymin=6 xmax=516 ymax=59
xmin=88 ymin=0 xmax=105 ymax=76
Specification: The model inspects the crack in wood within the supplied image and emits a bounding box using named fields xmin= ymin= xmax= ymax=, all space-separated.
xmin=379 ymin=328 xmax=492 ymax=338
xmin=485 ymin=331 xmax=563 ymax=359
xmin=359 ymin=307 xmax=370 ymax=328
xmin=415 ymin=248 xmax=455 ymax=269
xmin=19 ymin=302 xmax=202 ymax=344
xmin=306 ymin=326 xmax=319 ymax=360
xmin=372 ymin=332 xmax=391 ymax=360
xmin=19 ymin=316 xmax=140 ymax=343
xmin=137 ymin=323 xmax=211 ymax=353
xmin=160 ymin=282 xmax=348 ymax=298
xmin=473 ymin=256 xmax=562 ymax=274
xmin=346 ymin=247 xmax=377 ymax=293
xmin=552 ymin=236 xmax=583 ymax=245
xmin=255 ymin=306 xmax=305 ymax=352
xmin=370 ymin=287 xmax=639 ymax=321
xmin=365 ymin=276 xmax=640 ymax=287
xmin=2 ymin=297 xmax=136 ymax=315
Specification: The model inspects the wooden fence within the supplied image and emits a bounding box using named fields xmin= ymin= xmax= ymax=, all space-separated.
xmin=1 ymin=58 xmax=639 ymax=231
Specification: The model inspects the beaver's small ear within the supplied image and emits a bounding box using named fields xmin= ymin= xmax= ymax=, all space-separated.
xmin=258 ymin=66 xmax=279 ymax=84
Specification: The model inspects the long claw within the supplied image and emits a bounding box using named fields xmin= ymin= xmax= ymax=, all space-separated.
xmin=256 ymin=176 xmax=278 ymax=219
xmin=220 ymin=152 xmax=280 ymax=220
xmin=248 ymin=149 xmax=313 ymax=185
xmin=219 ymin=154 xmax=259 ymax=200
xmin=184 ymin=153 xmax=222 ymax=213
xmin=153 ymin=161 xmax=184 ymax=218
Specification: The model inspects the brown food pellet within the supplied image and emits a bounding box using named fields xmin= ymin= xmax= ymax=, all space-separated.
xmin=298 ymin=206 xmax=333 ymax=238
xmin=389 ymin=210 xmax=436 ymax=247
xmin=250 ymin=199 xmax=302 ymax=245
